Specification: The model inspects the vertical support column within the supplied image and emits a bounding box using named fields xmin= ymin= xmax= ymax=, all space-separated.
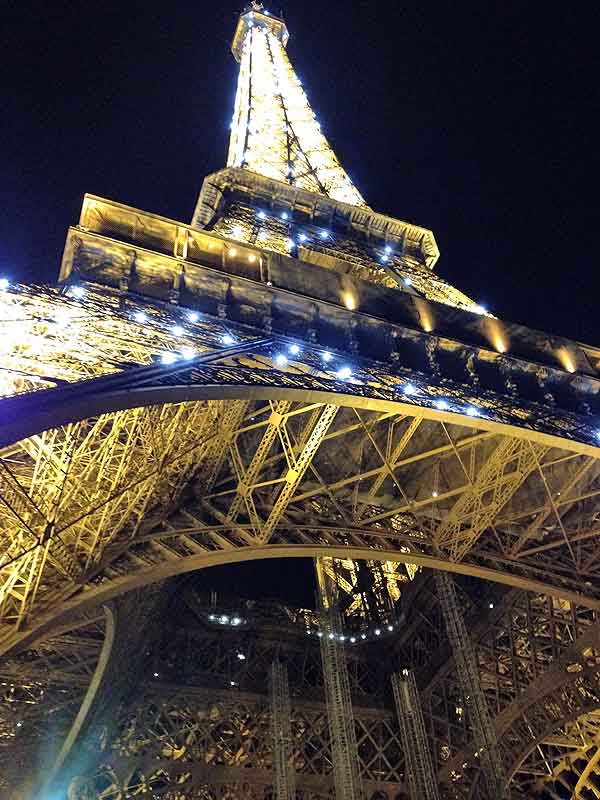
xmin=269 ymin=659 xmax=296 ymax=800
xmin=435 ymin=571 xmax=506 ymax=799
xmin=391 ymin=670 xmax=441 ymax=800
xmin=316 ymin=559 xmax=362 ymax=800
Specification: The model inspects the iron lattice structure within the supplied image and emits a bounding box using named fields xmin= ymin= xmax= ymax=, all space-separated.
xmin=1 ymin=4 xmax=600 ymax=799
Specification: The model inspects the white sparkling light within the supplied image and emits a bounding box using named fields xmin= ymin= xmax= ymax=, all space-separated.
xmin=336 ymin=366 xmax=352 ymax=380
xmin=375 ymin=628 xmax=381 ymax=636
xmin=133 ymin=311 xmax=147 ymax=323
xmin=275 ymin=354 xmax=288 ymax=367
xmin=387 ymin=624 xmax=394 ymax=631
xmin=161 ymin=352 xmax=178 ymax=365
xmin=222 ymin=334 xmax=235 ymax=346
xmin=361 ymin=634 xmax=366 ymax=640
xmin=466 ymin=405 xmax=479 ymax=417
xmin=319 ymin=230 xmax=329 ymax=239
xmin=350 ymin=637 xmax=356 ymax=643
xmin=298 ymin=233 xmax=308 ymax=242
xmin=172 ymin=325 xmax=184 ymax=336
xmin=69 ymin=285 xmax=85 ymax=299
xmin=328 ymin=632 xmax=335 ymax=640
xmin=385 ymin=245 xmax=392 ymax=254
xmin=237 ymin=652 xmax=246 ymax=660
xmin=404 ymin=277 xmax=412 ymax=286
xmin=258 ymin=211 xmax=267 ymax=220
xmin=435 ymin=399 xmax=449 ymax=410
xmin=322 ymin=351 xmax=332 ymax=362
xmin=289 ymin=343 xmax=301 ymax=355
xmin=403 ymin=384 xmax=416 ymax=396
xmin=281 ymin=211 xmax=289 ymax=220
xmin=0 ymin=278 xmax=9 ymax=291
xmin=181 ymin=347 xmax=196 ymax=360
xmin=188 ymin=311 xmax=199 ymax=323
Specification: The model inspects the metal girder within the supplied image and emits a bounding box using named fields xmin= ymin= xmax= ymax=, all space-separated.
xmin=270 ymin=659 xmax=296 ymax=800
xmin=259 ymin=404 xmax=338 ymax=544
xmin=435 ymin=438 xmax=549 ymax=561
xmin=392 ymin=670 xmax=441 ymax=800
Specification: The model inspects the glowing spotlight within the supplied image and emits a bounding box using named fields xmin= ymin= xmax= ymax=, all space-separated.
xmin=275 ymin=354 xmax=288 ymax=367
xmin=403 ymin=384 xmax=416 ymax=396
xmin=380 ymin=254 xmax=389 ymax=263
xmin=237 ymin=652 xmax=246 ymax=660
xmin=322 ymin=351 xmax=333 ymax=362
xmin=350 ymin=637 xmax=356 ymax=643
xmin=466 ymin=405 xmax=479 ymax=417
xmin=181 ymin=347 xmax=195 ymax=360
xmin=248 ymin=254 xmax=256 ymax=263
xmin=281 ymin=211 xmax=289 ymax=220
xmin=133 ymin=311 xmax=147 ymax=323
xmin=320 ymin=230 xmax=329 ymax=239
xmin=171 ymin=325 xmax=184 ymax=336
xmin=385 ymin=245 xmax=392 ymax=254
xmin=404 ymin=277 xmax=412 ymax=286
xmin=161 ymin=352 xmax=178 ymax=365
xmin=343 ymin=293 xmax=356 ymax=310
xmin=435 ymin=399 xmax=449 ymax=410
xmin=188 ymin=311 xmax=199 ymax=323
xmin=69 ymin=285 xmax=85 ymax=299
xmin=228 ymin=248 xmax=237 ymax=257
xmin=337 ymin=366 xmax=352 ymax=380
xmin=289 ymin=343 xmax=301 ymax=355
xmin=328 ymin=632 xmax=335 ymax=640
xmin=0 ymin=278 xmax=9 ymax=291
xmin=221 ymin=334 xmax=235 ymax=346
xmin=432 ymin=490 xmax=438 ymax=498
xmin=387 ymin=624 xmax=394 ymax=631
xmin=298 ymin=233 xmax=308 ymax=242
xmin=258 ymin=211 xmax=266 ymax=220
xmin=374 ymin=628 xmax=381 ymax=636
xmin=474 ymin=304 xmax=487 ymax=315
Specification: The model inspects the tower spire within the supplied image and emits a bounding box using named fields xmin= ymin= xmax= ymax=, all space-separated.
xmin=228 ymin=6 xmax=366 ymax=207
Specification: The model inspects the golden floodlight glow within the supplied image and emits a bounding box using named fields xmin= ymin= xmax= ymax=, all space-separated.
xmin=484 ymin=318 xmax=509 ymax=354
xmin=343 ymin=292 xmax=357 ymax=311
xmin=414 ymin=298 xmax=435 ymax=333
xmin=228 ymin=248 xmax=238 ymax=257
xmin=248 ymin=254 xmax=257 ymax=263
xmin=227 ymin=24 xmax=366 ymax=207
xmin=558 ymin=347 xmax=576 ymax=374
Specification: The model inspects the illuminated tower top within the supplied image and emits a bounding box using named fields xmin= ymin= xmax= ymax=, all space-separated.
xmin=227 ymin=3 xmax=367 ymax=207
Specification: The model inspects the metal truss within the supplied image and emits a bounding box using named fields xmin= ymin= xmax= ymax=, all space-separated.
xmin=269 ymin=659 xmax=296 ymax=800
xmin=392 ymin=670 xmax=441 ymax=800
xmin=435 ymin=571 xmax=507 ymax=798
xmin=317 ymin=566 xmax=363 ymax=800
xmin=228 ymin=9 xmax=365 ymax=207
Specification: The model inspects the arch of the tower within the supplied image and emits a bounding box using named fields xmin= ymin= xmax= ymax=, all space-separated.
xmin=2 ymin=383 xmax=600 ymax=662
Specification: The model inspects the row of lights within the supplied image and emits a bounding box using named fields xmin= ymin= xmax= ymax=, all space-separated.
xmin=312 ymin=622 xmax=397 ymax=644
xmin=401 ymin=383 xmax=482 ymax=419
xmin=208 ymin=613 xmax=244 ymax=626
xmin=3 ymin=281 xmax=599 ymax=445
xmin=272 ymin=342 xmax=351 ymax=380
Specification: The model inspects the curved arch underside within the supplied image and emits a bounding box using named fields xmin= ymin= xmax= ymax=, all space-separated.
xmin=2 ymin=383 xmax=600 ymax=659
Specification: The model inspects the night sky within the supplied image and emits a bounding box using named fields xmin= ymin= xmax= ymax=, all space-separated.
xmin=3 ymin=1 xmax=598 ymax=602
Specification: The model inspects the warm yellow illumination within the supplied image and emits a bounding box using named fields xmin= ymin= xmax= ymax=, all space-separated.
xmin=228 ymin=248 xmax=237 ymax=257
xmin=483 ymin=318 xmax=509 ymax=355
xmin=343 ymin=292 xmax=356 ymax=311
xmin=248 ymin=254 xmax=256 ymax=263
xmin=227 ymin=23 xmax=366 ymax=207
xmin=558 ymin=348 xmax=576 ymax=373
xmin=414 ymin=298 xmax=434 ymax=333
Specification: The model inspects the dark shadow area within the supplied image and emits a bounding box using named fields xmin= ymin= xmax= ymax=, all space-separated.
xmin=190 ymin=557 xmax=317 ymax=609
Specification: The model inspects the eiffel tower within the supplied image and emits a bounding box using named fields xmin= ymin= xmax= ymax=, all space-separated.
xmin=1 ymin=5 xmax=600 ymax=799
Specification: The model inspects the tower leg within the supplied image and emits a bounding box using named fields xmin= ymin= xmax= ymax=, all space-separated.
xmin=270 ymin=658 xmax=296 ymax=800
xmin=391 ymin=669 xmax=441 ymax=800
xmin=435 ymin=571 xmax=506 ymax=798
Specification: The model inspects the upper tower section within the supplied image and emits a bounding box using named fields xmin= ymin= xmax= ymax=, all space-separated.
xmin=227 ymin=3 xmax=367 ymax=207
